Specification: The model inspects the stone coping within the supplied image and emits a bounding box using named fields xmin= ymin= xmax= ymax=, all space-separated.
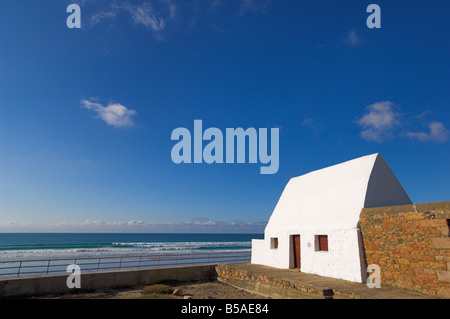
xmin=361 ymin=201 xmax=450 ymax=217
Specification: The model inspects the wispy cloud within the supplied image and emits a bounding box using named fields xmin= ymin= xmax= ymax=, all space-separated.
xmin=413 ymin=110 xmax=432 ymax=120
xmin=357 ymin=101 xmax=401 ymax=143
xmin=46 ymin=219 xmax=267 ymax=233
xmin=86 ymin=0 xmax=270 ymax=40
xmin=301 ymin=117 xmax=320 ymax=133
xmin=120 ymin=2 xmax=166 ymax=31
xmin=301 ymin=118 xmax=315 ymax=127
xmin=406 ymin=121 xmax=449 ymax=143
xmin=90 ymin=9 xmax=117 ymax=26
xmin=344 ymin=29 xmax=361 ymax=47
xmin=89 ymin=1 xmax=178 ymax=40
xmin=0 ymin=220 xmax=33 ymax=227
xmin=210 ymin=0 xmax=223 ymax=9
xmin=237 ymin=0 xmax=271 ymax=15
xmin=81 ymin=99 xmax=137 ymax=128
xmin=51 ymin=219 xmax=146 ymax=228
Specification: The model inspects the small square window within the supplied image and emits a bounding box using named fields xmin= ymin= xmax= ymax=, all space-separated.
xmin=270 ymin=237 xmax=278 ymax=249
xmin=315 ymin=235 xmax=328 ymax=251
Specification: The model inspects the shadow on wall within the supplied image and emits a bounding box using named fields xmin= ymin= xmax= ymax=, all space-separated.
xmin=357 ymin=222 xmax=368 ymax=284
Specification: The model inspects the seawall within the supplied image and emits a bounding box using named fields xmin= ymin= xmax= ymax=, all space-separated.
xmin=0 ymin=264 xmax=217 ymax=298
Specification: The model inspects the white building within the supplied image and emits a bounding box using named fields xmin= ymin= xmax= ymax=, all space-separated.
xmin=251 ymin=153 xmax=412 ymax=283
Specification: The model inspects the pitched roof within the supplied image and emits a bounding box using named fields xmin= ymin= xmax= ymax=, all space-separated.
xmin=265 ymin=153 xmax=412 ymax=233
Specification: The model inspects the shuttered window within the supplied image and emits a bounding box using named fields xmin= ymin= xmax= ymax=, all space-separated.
xmin=271 ymin=237 xmax=278 ymax=249
xmin=316 ymin=235 xmax=328 ymax=251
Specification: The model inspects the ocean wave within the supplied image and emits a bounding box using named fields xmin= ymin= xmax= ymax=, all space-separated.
xmin=0 ymin=241 xmax=251 ymax=260
xmin=110 ymin=241 xmax=251 ymax=250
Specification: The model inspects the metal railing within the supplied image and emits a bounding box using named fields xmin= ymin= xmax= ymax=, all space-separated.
xmin=0 ymin=250 xmax=251 ymax=279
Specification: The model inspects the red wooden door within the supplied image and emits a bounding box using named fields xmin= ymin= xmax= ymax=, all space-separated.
xmin=293 ymin=235 xmax=301 ymax=269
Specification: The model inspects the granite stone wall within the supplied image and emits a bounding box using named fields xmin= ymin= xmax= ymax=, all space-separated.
xmin=216 ymin=264 xmax=358 ymax=299
xmin=359 ymin=201 xmax=450 ymax=298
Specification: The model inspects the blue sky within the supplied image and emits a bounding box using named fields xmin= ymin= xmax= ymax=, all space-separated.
xmin=0 ymin=0 xmax=448 ymax=233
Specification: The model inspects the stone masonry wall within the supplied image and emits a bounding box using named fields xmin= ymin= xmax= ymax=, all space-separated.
xmin=216 ymin=264 xmax=358 ymax=299
xmin=360 ymin=201 xmax=450 ymax=298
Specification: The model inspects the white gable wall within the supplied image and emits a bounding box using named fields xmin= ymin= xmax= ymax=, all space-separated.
xmin=364 ymin=155 xmax=412 ymax=208
xmin=252 ymin=153 xmax=412 ymax=283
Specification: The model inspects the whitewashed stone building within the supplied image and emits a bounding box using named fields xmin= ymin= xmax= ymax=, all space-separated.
xmin=251 ymin=153 xmax=412 ymax=283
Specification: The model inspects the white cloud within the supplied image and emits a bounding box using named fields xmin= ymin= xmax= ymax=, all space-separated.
xmin=356 ymin=102 xmax=448 ymax=144
xmin=344 ymin=30 xmax=361 ymax=47
xmin=357 ymin=101 xmax=401 ymax=143
xmin=81 ymin=99 xmax=137 ymax=128
xmin=406 ymin=121 xmax=449 ymax=143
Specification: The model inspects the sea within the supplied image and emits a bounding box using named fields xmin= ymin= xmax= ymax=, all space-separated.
xmin=0 ymin=233 xmax=263 ymax=278
xmin=0 ymin=233 xmax=263 ymax=259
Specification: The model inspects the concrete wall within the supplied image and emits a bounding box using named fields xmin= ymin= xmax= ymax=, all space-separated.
xmin=0 ymin=264 xmax=217 ymax=298
xmin=360 ymin=201 xmax=450 ymax=298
